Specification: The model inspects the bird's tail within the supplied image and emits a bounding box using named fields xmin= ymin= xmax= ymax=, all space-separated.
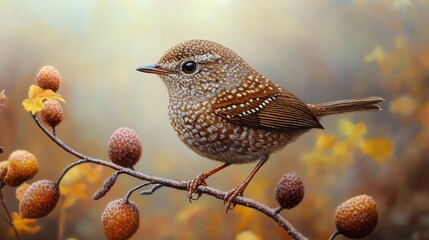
xmin=308 ymin=97 xmax=384 ymax=117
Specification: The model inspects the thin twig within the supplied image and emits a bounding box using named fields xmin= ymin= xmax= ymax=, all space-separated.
xmin=274 ymin=206 xmax=283 ymax=215
xmin=32 ymin=114 xmax=308 ymax=240
xmin=0 ymin=183 xmax=21 ymax=240
xmin=124 ymin=182 xmax=154 ymax=202
xmin=56 ymin=159 xmax=88 ymax=185
xmin=328 ymin=230 xmax=340 ymax=240
xmin=140 ymin=183 xmax=163 ymax=195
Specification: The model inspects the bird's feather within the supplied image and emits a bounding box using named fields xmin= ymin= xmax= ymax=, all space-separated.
xmin=213 ymin=77 xmax=322 ymax=130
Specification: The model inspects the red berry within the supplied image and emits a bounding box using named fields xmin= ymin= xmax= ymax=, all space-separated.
xmin=275 ymin=172 xmax=304 ymax=209
xmin=19 ymin=180 xmax=60 ymax=218
xmin=335 ymin=194 xmax=378 ymax=238
xmin=1 ymin=150 xmax=39 ymax=187
xmin=101 ymin=199 xmax=140 ymax=240
xmin=36 ymin=66 xmax=62 ymax=92
xmin=40 ymin=100 xmax=64 ymax=128
xmin=108 ymin=127 xmax=142 ymax=168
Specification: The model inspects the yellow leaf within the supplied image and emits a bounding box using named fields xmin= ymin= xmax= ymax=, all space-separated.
xmin=365 ymin=46 xmax=386 ymax=63
xmin=360 ymin=138 xmax=392 ymax=164
xmin=389 ymin=95 xmax=417 ymax=117
xmin=22 ymin=98 xmax=44 ymax=115
xmin=177 ymin=204 xmax=205 ymax=223
xmin=339 ymin=119 xmax=367 ymax=140
xmin=80 ymin=165 xmax=103 ymax=183
xmin=37 ymin=89 xmax=65 ymax=103
xmin=27 ymin=85 xmax=44 ymax=99
xmin=22 ymin=84 xmax=65 ymax=114
xmin=333 ymin=141 xmax=353 ymax=161
xmin=15 ymin=183 xmax=30 ymax=202
xmin=236 ymin=231 xmax=262 ymax=240
xmin=60 ymin=183 xmax=87 ymax=208
xmin=315 ymin=134 xmax=337 ymax=149
xmin=11 ymin=212 xmax=41 ymax=234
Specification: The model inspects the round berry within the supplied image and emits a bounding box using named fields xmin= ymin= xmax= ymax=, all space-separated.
xmin=36 ymin=65 xmax=62 ymax=92
xmin=335 ymin=194 xmax=378 ymax=238
xmin=1 ymin=150 xmax=39 ymax=187
xmin=40 ymin=100 xmax=64 ymax=128
xmin=19 ymin=180 xmax=60 ymax=218
xmin=101 ymin=199 xmax=140 ymax=240
xmin=275 ymin=172 xmax=305 ymax=209
xmin=108 ymin=127 xmax=142 ymax=168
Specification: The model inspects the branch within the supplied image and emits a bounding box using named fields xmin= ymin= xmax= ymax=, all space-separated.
xmin=0 ymin=183 xmax=21 ymax=240
xmin=32 ymin=114 xmax=308 ymax=240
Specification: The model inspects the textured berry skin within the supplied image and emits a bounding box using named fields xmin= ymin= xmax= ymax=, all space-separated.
xmin=36 ymin=65 xmax=62 ymax=92
xmin=108 ymin=127 xmax=142 ymax=168
xmin=275 ymin=172 xmax=304 ymax=209
xmin=335 ymin=194 xmax=378 ymax=238
xmin=101 ymin=199 xmax=140 ymax=240
xmin=19 ymin=180 xmax=60 ymax=218
xmin=1 ymin=150 xmax=39 ymax=187
xmin=40 ymin=100 xmax=64 ymax=127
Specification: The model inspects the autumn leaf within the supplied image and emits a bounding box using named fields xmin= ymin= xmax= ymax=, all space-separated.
xmin=360 ymin=138 xmax=392 ymax=164
xmin=22 ymin=85 xmax=65 ymax=115
xmin=236 ymin=230 xmax=262 ymax=240
xmin=315 ymin=134 xmax=337 ymax=149
xmin=82 ymin=165 xmax=103 ymax=183
xmin=177 ymin=204 xmax=205 ymax=223
xmin=11 ymin=212 xmax=41 ymax=234
xmin=339 ymin=119 xmax=367 ymax=140
xmin=60 ymin=183 xmax=88 ymax=208
xmin=365 ymin=46 xmax=386 ymax=63
xmin=15 ymin=183 xmax=30 ymax=202
xmin=389 ymin=95 xmax=417 ymax=117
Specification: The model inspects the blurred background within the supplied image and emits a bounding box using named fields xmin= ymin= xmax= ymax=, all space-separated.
xmin=1 ymin=0 xmax=428 ymax=239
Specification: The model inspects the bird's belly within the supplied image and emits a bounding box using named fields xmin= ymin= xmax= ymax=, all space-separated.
xmin=170 ymin=109 xmax=303 ymax=164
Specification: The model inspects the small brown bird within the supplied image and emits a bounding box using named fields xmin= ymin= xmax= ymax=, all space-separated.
xmin=137 ymin=39 xmax=383 ymax=211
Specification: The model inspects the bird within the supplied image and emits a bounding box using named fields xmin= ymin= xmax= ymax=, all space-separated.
xmin=137 ymin=39 xmax=383 ymax=211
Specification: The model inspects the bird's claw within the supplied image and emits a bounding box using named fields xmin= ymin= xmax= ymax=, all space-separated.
xmin=187 ymin=173 xmax=208 ymax=202
xmin=224 ymin=186 xmax=244 ymax=213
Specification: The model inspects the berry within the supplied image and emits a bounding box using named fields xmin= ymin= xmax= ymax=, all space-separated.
xmin=1 ymin=150 xmax=39 ymax=187
xmin=108 ymin=127 xmax=142 ymax=168
xmin=334 ymin=194 xmax=378 ymax=238
xmin=40 ymin=100 xmax=64 ymax=128
xmin=101 ymin=199 xmax=140 ymax=240
xmin=275 ymin=172 xmax=304 ymax=209
xmin=19 ymin=180 xmax=60 ymax=218
xmin=36 ymin=66 xmax=62 ymax=92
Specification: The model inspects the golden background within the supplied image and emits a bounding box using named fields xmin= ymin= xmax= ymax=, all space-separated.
xmin=1 ymin=0 xmax=428 ymax=239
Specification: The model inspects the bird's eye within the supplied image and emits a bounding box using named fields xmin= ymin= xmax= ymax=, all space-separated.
xmin=182 ymin=60 xmax=197 ymax=74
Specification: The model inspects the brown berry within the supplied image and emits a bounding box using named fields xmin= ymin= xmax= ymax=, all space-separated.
xmin=101 ymin=199 xmax=140 ymax=240
xmin=1 ymin=150 xmax=39 ymax=187
xmin=36 ymin=65 xmax=62 ymax=92
xmin=40 ymin=100 xmax=64 ymax=128
xmin=275 ymin=172 xmax=304 ymax=209
xmin=334 ymin=194 xmax=378 ymax=238
xmin=19 ymin=180 xmax=60 ymax=218
xmin=108 ymin=127 xmax=142 ymax=168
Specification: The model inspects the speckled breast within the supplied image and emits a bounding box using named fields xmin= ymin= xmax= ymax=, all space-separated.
xmin=168 ymin=98 xmax=301 ymax=164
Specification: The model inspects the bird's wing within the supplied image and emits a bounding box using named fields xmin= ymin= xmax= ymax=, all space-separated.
xmin=213 ymin=78 xmax=322 ymax=130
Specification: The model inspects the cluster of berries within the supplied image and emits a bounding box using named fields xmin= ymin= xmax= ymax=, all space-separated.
xmin=274 ymin=172 xmax=378 ymax=239
xmin=4 ymin=66 xmax=379 ymax=240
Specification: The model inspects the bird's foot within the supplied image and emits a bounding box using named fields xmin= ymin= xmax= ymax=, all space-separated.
xmin=187 ymin=173 xmax=208 ymax=202
xmin=224 ymin=185 xmax=245 ymax=213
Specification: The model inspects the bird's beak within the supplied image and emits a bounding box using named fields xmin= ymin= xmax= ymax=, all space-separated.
xmin=136 ymin=64 xmax=172 ymax=75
